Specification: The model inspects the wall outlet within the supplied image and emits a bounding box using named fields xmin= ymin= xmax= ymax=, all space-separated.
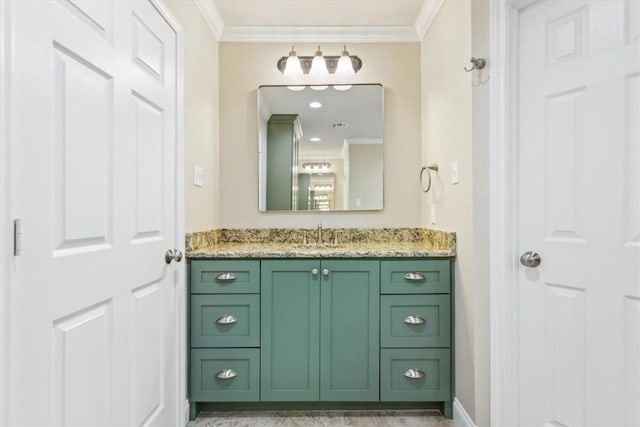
xmin=430 ymin=205 xmax=437 ymax=224
xmin=451 ymin=160 xmax=459 ymax=185
xmin=194 ymin=165 xmax=204 ymax=187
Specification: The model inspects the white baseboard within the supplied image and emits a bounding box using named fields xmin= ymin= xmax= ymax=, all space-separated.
xmin=453 ymin=398 xmax=476 ymax=427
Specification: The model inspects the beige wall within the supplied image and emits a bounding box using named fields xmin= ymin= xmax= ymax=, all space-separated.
xmin=163 ymin=0 xmax=220 ymax=233
xmin=218 ymin=43 xmax=422 ymax=228
xmin=471 ymin=1 xmax=491 ymax=425
xmin=420 ymin=0 xmax=476 ymax=421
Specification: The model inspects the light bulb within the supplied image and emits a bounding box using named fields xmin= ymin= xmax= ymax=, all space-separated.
xmin=309 ymin=46 xmax=328 ymax=76
xmin=283 ymin=46 xmax=303 ymax=77
xmin=336 ymin=45 xmax=355 ymax=76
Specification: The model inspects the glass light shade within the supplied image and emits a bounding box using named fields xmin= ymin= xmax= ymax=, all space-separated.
xmin=336 ymin=47 xmax=355 ymax=76
xmin=283 ymin=49 xmax=303 ymax=77
xmin=310 ymin=51 xmax=328 ymax=76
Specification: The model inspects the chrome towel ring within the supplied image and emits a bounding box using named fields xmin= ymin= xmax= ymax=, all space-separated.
xmin=420 ymin=164 xmax=439 ymax=193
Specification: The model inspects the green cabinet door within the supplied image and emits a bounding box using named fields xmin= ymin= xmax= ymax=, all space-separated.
xmin=320 ymin=260 xmax=380 ymax=401
xmin=261 ymin=260 xmax=320 ymax=401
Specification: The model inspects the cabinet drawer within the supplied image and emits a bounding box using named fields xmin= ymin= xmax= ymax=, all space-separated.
xmin=381 ymin=260 xmax=450 ymax=294
xmin=190 ymin=348 xmax=260 ymax=402
xmin=380 ymin=348 xmax=450 ymax=402
xmin=191 ymin=295 xmax=260 ymax=348
xmin=191 ymin=260 xmax=260 ymax=294
xmin=381 ymin=295 xmax=450 ymax=348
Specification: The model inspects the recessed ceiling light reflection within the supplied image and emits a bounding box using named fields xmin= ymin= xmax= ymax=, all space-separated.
xmin=333 ymin=85 xmax=352 ymax=91
xmin=309 ymin=137 xmax=322 ymax=142
xmin=309 ymin=101 xmax=322 ymax=108
xmin=287 ymin=85 xmax=305 ymax=91
xmin=310 ymin=85 xmax=329 ymax=91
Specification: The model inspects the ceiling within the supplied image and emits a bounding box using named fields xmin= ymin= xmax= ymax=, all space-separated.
xmin=196 ymin=0 xmax=444 ymax=41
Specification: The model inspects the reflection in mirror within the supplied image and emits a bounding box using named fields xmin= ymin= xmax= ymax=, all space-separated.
xmin=258 ymin=84 xmax=383 ymax=212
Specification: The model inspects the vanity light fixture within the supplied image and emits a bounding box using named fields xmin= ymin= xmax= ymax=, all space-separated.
xmin=309 ymin=101 xmax=322 ymax=108
xmin=302 ymin=162 xmax=331 ymax=172
xmin=314 ymin=184 xmax=333 ymax=191
xmin=277 ymin=45 xmax=362 ymax=75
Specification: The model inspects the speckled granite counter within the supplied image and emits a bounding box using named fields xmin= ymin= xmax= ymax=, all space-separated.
xmin=186 ymin=228 xmax=456 ymax=259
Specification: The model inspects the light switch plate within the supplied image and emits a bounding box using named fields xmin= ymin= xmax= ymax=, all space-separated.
xmin=451 ymin=161 xmax=459 ymax=185
xmin=194 ymin=165 xmax=204 ymax=187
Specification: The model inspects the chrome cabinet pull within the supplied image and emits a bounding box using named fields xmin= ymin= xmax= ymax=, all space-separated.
xmin=403 ymin=315 xmax=426 ymax=325
xmin=215 ymin=315 xmax=238 ymax=325
xmin=403 ymin=272 xmax=425 ymax=282
xmin=311 ymin=268 xmax=319 ymax=275
xmin=215 ymin=369 xmax=237 ymax=380
xmin=215 ymin=272 xmax=237 ymax=282
xmin=322 ymin=268 xmax=329 ymax=276
xmin=403 ymin=369 xmax=425 ymax=379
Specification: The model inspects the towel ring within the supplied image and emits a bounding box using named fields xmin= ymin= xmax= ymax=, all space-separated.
xmin=420 ymin=164 xmax=439 ymax=193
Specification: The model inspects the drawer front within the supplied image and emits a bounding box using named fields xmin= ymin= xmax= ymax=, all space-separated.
xmin=380 ymin=348 xmax=451 ymax=402
xmin=191 ymin=260 xmax=260 ymax=294
xmin=381 ymin=295 xmax=450 ymax=348
xmin=381 ymin=260 xmax=450 ymax=294
xmin=190 ymin=348 xmax=260 ymax=402
xmin=191 ymin=295 xmax=260 ymax=348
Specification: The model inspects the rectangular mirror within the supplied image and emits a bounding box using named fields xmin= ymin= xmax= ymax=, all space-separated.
xmin=258 ymin=84 xmax=383 ymax=212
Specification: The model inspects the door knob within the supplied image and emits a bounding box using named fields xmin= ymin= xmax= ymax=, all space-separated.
xmin=520 ymin=251 xmax=541 ymax=268
xmin=165 ymin=249 xmax=183 ymax=264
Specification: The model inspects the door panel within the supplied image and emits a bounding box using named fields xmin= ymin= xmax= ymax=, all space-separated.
xmin=518 ymin=1 xmax=640 ymax=425
xmin=261 ymin=260 xmax=320 ymax=401
xmin=320 ymin=260 xmax=379 ymax=401
xmin=7 ymin=1 xmax=178 ymax=425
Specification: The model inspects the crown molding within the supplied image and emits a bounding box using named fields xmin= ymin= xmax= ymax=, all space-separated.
xmin=415 ymin=0 xmax=445 ymax=40
xmin=193 ymin=0 xmax=224 ymax=40
xmin=220 ymin=25 xmax=420 ymax=42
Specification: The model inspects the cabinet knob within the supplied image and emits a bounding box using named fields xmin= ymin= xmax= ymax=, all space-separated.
xmin=403 ymin=315 xmax=426 ymax=325
xmin=215 ymin=369 xmax=237 ymax=380
xmin=215 ymin=272 xmax=237 ymax=282
xmin=215 ymin=315 xmax=238 ymax=325
xmin=311 ymin=268 xmax=319 ymax=275
xmin=403 ymin=272 xmax=425 ymax=282
xmin=322 ymin=268 xmax=329 ymax=276
xmin=403 ymin=369 xmax=425 ymax=379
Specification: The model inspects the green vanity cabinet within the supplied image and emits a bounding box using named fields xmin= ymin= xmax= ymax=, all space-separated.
xmin=189 ymin=257 xmax=454 ymax=420
xmin=261 ymin=259 xmax=379 ymax=401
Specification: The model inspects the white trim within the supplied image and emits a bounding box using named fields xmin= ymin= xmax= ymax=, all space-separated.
xmin=149 ymin=1 xmax=186 ymax=425
xmin=219 ymin=25 xmax=420 ymax=42
xmin=489 ymin=1 xmax=538 ymax=426
xmin=453 ymin=398 xmax=476 ymax=427
xmin=193 ymin=0 xmax=223 ymax=40
xmin=0 ymin=1 xmax=10 ymax=424
xmin=415 ymin=0 xmax=444 ymax=41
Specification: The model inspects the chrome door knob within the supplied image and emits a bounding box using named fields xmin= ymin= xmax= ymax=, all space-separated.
xmin=165 ymin=249 xmax=175 ymax=264
xmin=173 ymin=250 xmax=183 ymax=263
xmin=520 ymin=251 xmax=541 ymax=268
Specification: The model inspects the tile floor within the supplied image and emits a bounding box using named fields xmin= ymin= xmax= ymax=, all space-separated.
xmin=187 ymin=410 xmax=455 ymax=427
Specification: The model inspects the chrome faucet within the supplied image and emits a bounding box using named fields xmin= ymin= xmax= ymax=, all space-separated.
xmin=317 ymin=222 xmax=323 ymax=244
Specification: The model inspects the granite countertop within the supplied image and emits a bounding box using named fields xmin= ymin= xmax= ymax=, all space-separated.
xmin=186 ymin=228 xmax=456 ymax=259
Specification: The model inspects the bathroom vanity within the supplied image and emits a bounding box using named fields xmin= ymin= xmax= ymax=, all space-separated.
xmin=186 ymin=228 xmax=455 ymax=420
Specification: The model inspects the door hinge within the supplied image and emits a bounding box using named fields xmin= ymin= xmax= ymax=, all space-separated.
xmin=13 ymin=219 xmax=22 ymax=256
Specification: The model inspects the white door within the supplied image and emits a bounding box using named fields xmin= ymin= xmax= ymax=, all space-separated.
xmin=6 ymin=1 xmax=180 ymax=425
xmin=518 ymin=0 xmax=640 ymax=425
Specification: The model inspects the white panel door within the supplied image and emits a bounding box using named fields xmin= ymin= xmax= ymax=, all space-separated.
xmin=6 ymin=1 xmax=179 ymax=425
xmin=518 ymin=1 xmax=640 ymax=425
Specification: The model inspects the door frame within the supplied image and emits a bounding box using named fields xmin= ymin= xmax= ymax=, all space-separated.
xmin=489 ymin=0 xmax=539 ymax=425
xmin=0 ymin=0 xmax=10 ymax=424
xmin=0 ymin=1 xmax=185 ymax=425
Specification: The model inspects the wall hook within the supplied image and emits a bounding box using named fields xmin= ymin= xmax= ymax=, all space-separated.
xmin=420 ymin=164 xmax=439 ymax=193
xmin=464 ymin=57 xmax=486 ymax=72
